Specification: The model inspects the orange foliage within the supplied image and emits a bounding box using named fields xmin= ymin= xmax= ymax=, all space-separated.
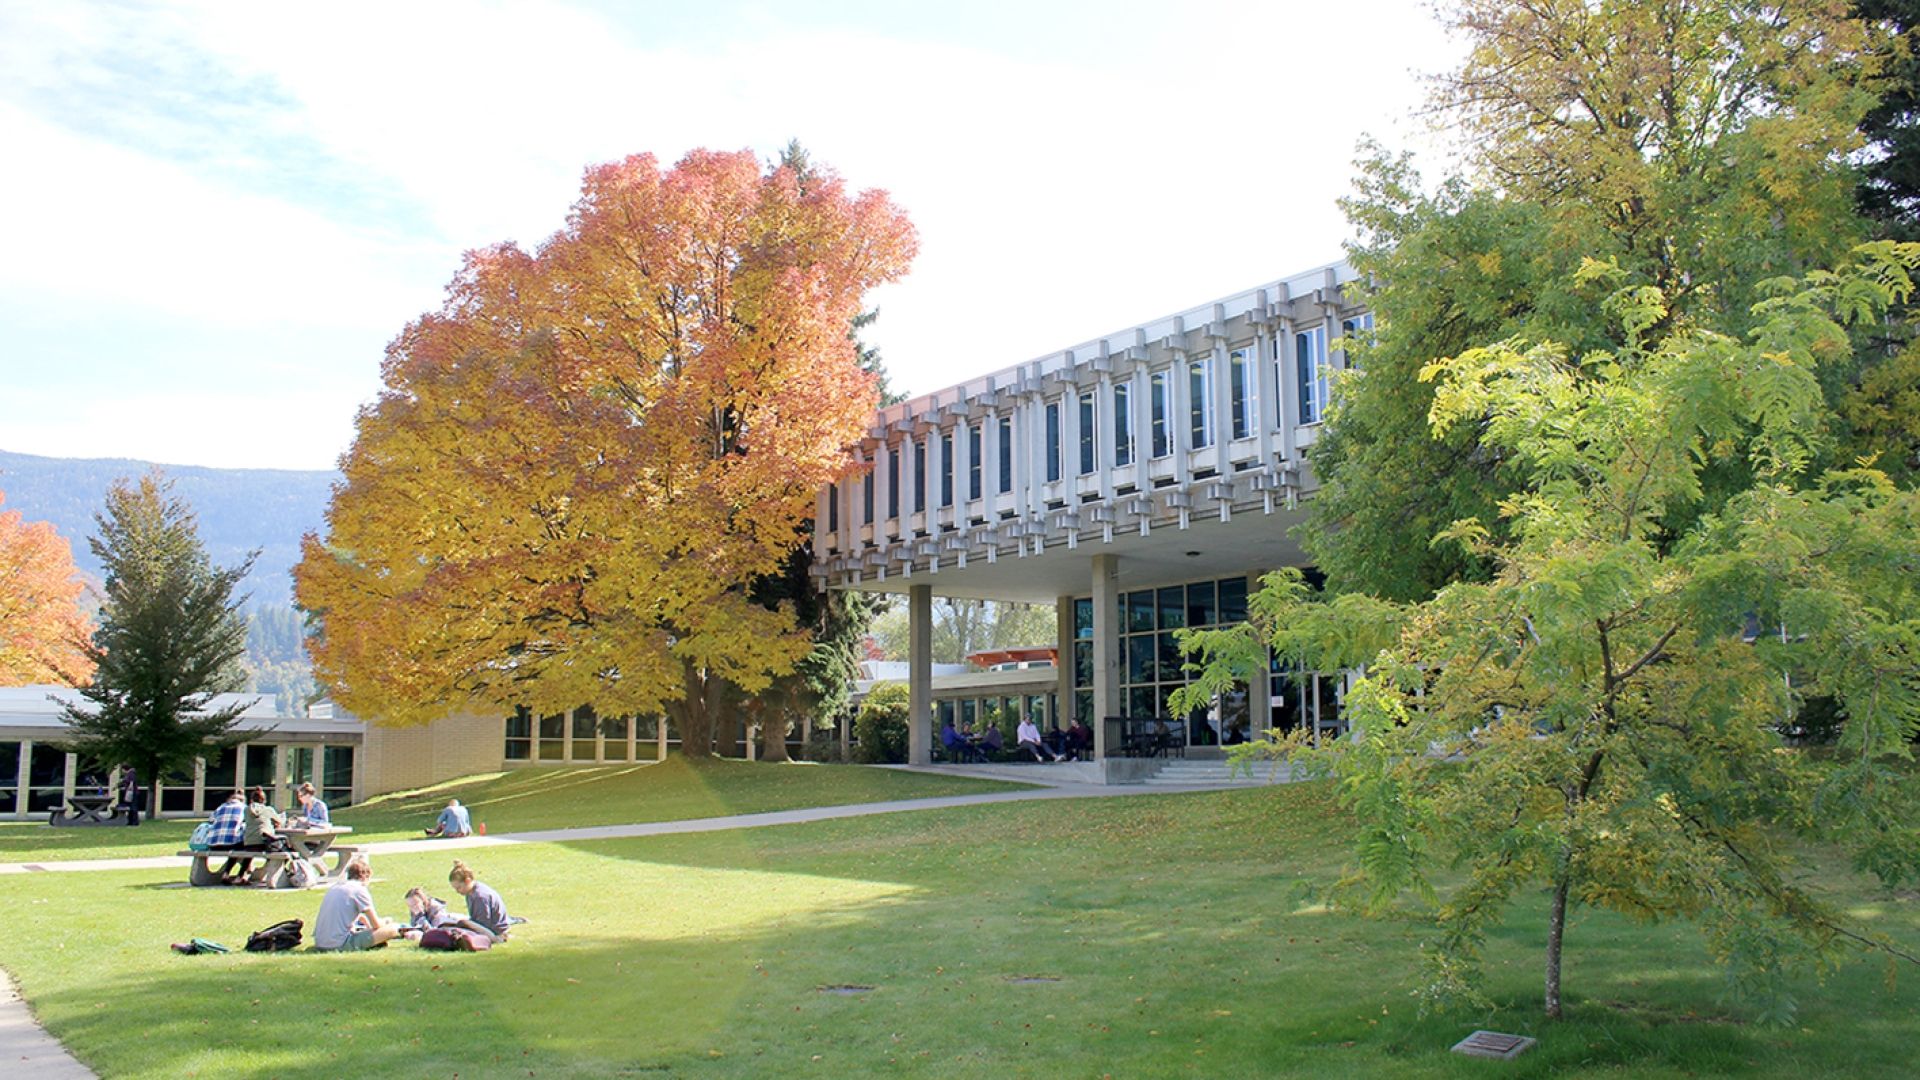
xmin=296 ymin=149 xmax=915 ymax=726
xmin=0 ymin=489 xmax=94 ymax=686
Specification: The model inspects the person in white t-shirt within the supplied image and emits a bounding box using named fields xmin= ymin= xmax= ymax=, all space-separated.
xmin=1016 ymin=718 xmax=1062 ymax=763
xmin=313 ymin=856 xmax=403 ymax=952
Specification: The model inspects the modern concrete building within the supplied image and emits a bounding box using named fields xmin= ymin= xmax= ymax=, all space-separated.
xmin=813 ymin=259 xmax=1369 ymax=773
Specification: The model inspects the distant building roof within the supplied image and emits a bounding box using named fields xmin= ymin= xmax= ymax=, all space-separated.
xmin=0 ymin=685 xmax=364 ymax=737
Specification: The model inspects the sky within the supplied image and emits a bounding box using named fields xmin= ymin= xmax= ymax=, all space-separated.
xmin=0 ymin=0 xmax=1461 ymax=471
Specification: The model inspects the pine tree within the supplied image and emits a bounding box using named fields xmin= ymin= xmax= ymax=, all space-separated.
xmin=59 ymin=473 xmax=257 ymax=818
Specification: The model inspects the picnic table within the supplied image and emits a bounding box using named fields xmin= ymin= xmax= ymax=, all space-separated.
xmin=48 ymin=791 xmax=130 ymax=827
xmin=180 ymin=824 xmax=359 ymax=889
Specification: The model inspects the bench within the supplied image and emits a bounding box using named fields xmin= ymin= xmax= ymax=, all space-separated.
xmin=179 ymin=844 xmax=364 ymax=888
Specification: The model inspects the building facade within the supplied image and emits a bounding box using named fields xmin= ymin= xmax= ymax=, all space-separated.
xmin=813 ymin=259 xmax=1369 ymax=771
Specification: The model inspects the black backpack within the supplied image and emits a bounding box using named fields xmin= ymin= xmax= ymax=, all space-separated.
xmin=244 ymin=918 xmax=304 ymax=952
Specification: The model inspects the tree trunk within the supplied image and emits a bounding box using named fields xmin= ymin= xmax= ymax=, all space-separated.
xmin=761 ymin=714 xmax=790 ymax=762
xmin=671 ymin=660 xmax=717 ymax=758
xmin=1545 ymin=873 xmax=1571 ymax=1019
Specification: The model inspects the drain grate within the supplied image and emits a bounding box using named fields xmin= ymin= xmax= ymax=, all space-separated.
xmin=1451 ymin=1030 xmax=1537 ymax=1060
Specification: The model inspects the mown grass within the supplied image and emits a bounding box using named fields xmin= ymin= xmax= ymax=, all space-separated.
xmin=1 ymin=781 xmax=1916 ymax=1078
xmin=0 ymin=758 xmax=1027 ymax=864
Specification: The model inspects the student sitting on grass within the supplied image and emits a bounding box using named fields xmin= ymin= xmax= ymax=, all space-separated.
xmin=295 ymin=782 xmax=330 ymax=825
xmin=448 ymin=860 xmax=509 ymax=942
xmin=424 ymin=798 xmax=472 ymax=838
xmin=402 ymin=885 xmax=503 ymax=942
xmin=314 ymin=856 xmax=403 ymax=952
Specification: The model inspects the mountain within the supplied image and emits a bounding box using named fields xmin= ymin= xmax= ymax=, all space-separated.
xmin=0 ymin=449 xmax=338 ymax=606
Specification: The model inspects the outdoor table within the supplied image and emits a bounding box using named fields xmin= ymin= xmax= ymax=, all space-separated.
xmin=280 ymin=824 xmax=358 ymax=882
xmin=51 ymin=791 xmax=124 ymax=825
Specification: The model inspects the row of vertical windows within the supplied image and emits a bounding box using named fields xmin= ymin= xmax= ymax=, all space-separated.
xmin=830 ymin=318 xmax=1365 ymax=530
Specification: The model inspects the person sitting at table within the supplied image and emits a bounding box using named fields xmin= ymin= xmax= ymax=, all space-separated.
xmin=940 ymin=719 xmax=967 ymax=762
xmin=1065 ymin=718 xmax=1094 ymax=760
xmin=205 ymin=790 xmax=250 ymax=884
xmin=1016 ymin=716 xmax=1062 ymax=762
xmin=424 ymin=798 xmax=473 ymax=838
xmin=979 ymin=723 xmax=1004 ymax=759
xmin=314 ymin=856 xmax=403 ymax=952
xmin=295 ymin=781 xmax=330 ymax=825
xmin=448 ymin=860 xmax=510 ymax=942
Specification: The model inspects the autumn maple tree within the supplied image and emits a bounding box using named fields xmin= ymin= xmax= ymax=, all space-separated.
xmin=0 ymin=488 xmax=93 ymax=685
xmin=296 ymin=149 xmax=916 ymax=755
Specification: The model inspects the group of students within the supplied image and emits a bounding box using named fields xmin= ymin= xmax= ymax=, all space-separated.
xmin=314 ymin=856 xmax=512 ymax=952
xmin=941 ymin=717 xmax=1094 ymax=763
xmin=204 ymin=783 xmax=330 ymax=885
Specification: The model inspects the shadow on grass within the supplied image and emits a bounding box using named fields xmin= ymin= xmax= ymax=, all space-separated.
xmin=12 ymin=788 xmax=1920 ymax=1079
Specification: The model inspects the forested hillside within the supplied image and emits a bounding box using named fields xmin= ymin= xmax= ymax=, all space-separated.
xmin=0 ymin=449 xmax=336 ymax=604
xmin=0 ymin=449 xmax=336 ymax=709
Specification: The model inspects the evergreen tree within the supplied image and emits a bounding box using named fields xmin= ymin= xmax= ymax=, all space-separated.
xmin=59 ymin=473 xmax=257 ymax=818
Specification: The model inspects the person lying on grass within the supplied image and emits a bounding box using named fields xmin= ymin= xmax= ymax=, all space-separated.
xmin=423 ymin=798 xmax=472 ymax=838
xmin=448 ymin=860 xmax=509 ymax=942
xmin=314 ymin=856 xmax=403 ymax=952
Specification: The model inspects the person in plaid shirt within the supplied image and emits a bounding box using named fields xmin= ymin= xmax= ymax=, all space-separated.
xmin=205 ymin=791 xmax=250 ymax=884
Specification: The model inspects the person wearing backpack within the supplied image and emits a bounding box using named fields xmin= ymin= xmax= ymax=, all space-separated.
xmin=313 ymin=856 xmax=402 ymax=953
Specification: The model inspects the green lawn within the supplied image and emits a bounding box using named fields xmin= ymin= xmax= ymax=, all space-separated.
xmin=1 ymin=780 xmax=1916 ymax=1078
xmin=0 ymin=758 xmax=1027 ymax=864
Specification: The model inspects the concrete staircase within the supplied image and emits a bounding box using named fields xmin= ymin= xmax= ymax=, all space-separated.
xmin=1139 ymin=757 xmax=1294 ymax=786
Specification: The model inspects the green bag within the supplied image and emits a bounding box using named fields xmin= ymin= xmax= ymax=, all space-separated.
xmin=171 ymin=938 xmax=231 ymax=955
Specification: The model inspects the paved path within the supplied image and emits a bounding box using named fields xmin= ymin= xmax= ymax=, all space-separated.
xmin=0 ymin=778 xmax=1231 ymax=877
xmin=0 ymin=969 xmax=94 ymax=1079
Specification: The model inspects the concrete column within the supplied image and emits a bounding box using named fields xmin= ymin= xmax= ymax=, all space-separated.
xmin=1091 ymin=553 xmax=1121 ymax=759
xmin=876 ymin=444 xmax=894 ymax=535
xmin=1256 ymin=328 xmax=1280 ymax=464
xmin=909 ymin=584 xmax=934 ymax=766
xmin=273 ymin=744 xmax=290 ymax=808
xmin=192 ymin=756 xmax=206 ymax=814
xmin=14 ymin=742 xmax=28 ymax=820
xmin=1277 ymin=320 xmax=1298 ymax=462
xmin=310 ymin=746 xmax=324 ymax=794
xmin=62 ymin=751 xmax=76 ymax=806
xmin=1212 ymin=341 xmax=1232 ymax=472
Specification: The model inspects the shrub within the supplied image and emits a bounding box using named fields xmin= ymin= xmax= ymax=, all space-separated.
xmin=853 ymin=682 xmax=910 ymax=764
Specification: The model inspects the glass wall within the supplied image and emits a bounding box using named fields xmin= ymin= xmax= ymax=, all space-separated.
xmin=1080 ymin=575 xmax=1251 ymax=748
xmin=322 ymin=746 xmax=355 ymax=808
xmin=538 ymin=712 xmax=566 ymax=761
xmin=27 ymin=743 xmax=68 ymax=814
xmin=504 ymin=707 xmax=532 ymax=760
xmin=201 ymin=746 xmax=238 ymax=811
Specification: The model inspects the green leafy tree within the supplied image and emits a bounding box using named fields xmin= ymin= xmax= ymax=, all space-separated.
xmin=870 ymin=599 xmax=1057 ymax=662
xmin=852 ymin=681 xmax=910 ymax=764
xmin=1179 ymin=249 xmax=1920 ymax=1022
xmin=1856 ymin=0 xmax=1920 ymax=239
xmin=1310 ymin=0 xmax=1883 ymax=601
xmin=59 ymin=473 xmax=258 ymax=818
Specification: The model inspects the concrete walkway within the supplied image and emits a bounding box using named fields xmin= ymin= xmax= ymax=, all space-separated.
xmin=0 ymin=969 xmax=94 ymax=1078
xmin=0 ymin=777 xmax=1232 ymax=877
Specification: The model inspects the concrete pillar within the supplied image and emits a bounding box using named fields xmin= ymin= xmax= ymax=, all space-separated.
xmin=909 ymin=584 xmax=934 ymax=766
xmin=14 ymin=742 xmax=28 ymax=820
xmin=62 ymin=751 xmax=76 ymax=806
xmin=1091 ymin=553 xmax=1121 ymax=759
xmin=273 ymin=744 xmax=290 ymax=808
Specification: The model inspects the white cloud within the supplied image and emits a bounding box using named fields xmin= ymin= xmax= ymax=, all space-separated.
xmin=0 ymin=0 xmax=1462 ymax=467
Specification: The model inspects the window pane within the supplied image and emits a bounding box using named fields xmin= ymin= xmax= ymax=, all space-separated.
xmin=1219 ymin=577 xmax=1249 ymax=624
xmin=201 ymin=745 xmax=238 ymax=801
xmin=887 ymin=450 xmax=900 ymax=518
xmin=827 ymin=482 xmax=838 ymax=533
xmin=1128 ymin=591 xmax=1156 ymax=633
xmin=1151 ymin=372 xmax=1170 ymax=457
xmin=1129 ymin=686 xmax=1157 ymax=718
xmin=1189 ymin=359 xmax=1210 ymax=449
xmin=1187 ymin=580 xmax=1217 ymax=628
xmin=1045 ymin=402 xmax=1062 ymax=482
xmin=539 ymin=713 xmax=565 ymax=760
xmin=1127 ymin=634 xmax=1154 ymax=684
xmin=573 ymin=705 xmax=599 ymax=741
xmin=914 ymin=442 xmax=928 ymax=512
xmin=862 ymin=471 xmax=874 ymax=524
xmin=1230 ymin=348 xmax=1252 ymax=439
xmin=997 ymin=418 xmax=1014 ymax=493
xmin=244 ymin=745 xmax=276 ymax=789
xmin=1075 ymin=690 xmax=1094 ymax=724
xmin=504 ymin=739 xmax=531 ymax=761
xmin=1073 ymin=641 xmax=1092 ymax=688
xmin=969 ymin=424 xmax=983 ymax=500
xmin=505 ymin=707 xmax=531 ymax=739
xmin=1158 ymin=586 xmax=1186 ymax=630
xmin=1157 ymin=632 xmax=1182 ymax=682
xmin=1078 ymin=392 xmax=1096 ymax=474
xmin=1074 ymin=597 xmax=1094 ymax=640
xmin=1113 ymin=383 xmax=1133 ymax=466
xmin=602 ymin=716 xmax=630 ymax=762
xmin=941 ymin=433 xmax=955 ymax=506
